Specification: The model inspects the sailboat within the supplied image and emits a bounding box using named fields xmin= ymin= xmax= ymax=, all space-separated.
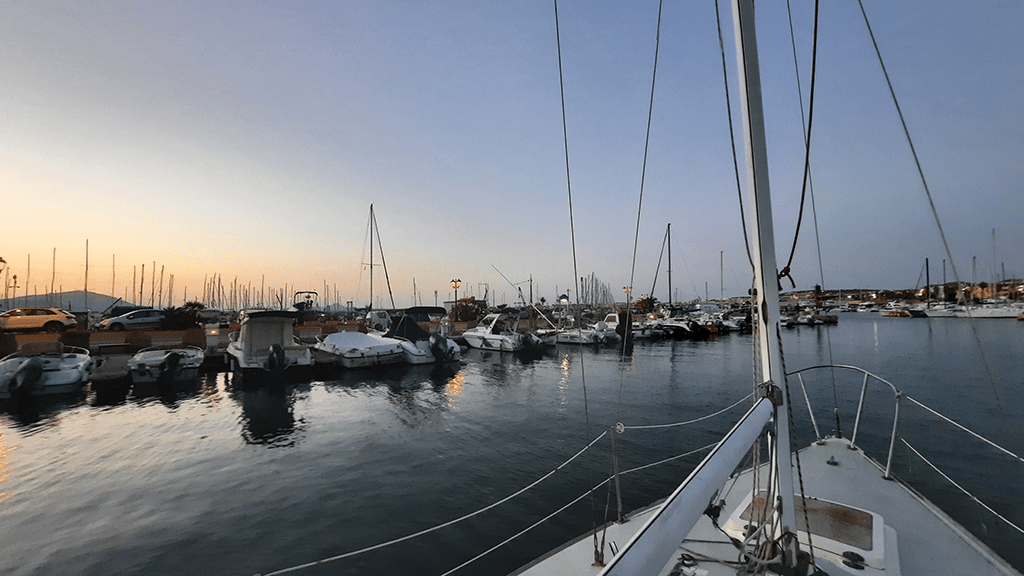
xmin=508 ymin=2 xmax=1021 ymax=575
xmin=314 ymin=204 xmax=406 ymax=367
xmin=252 ymin=3 xmax=1020 ymax=576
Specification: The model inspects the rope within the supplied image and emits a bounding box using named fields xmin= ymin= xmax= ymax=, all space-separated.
xmin=551 ymin=0 xmax=605 ymax=560
xmin=902 ymin=439 xmax=1024 ymax=536
xmin=256 ymin=389 xmax=752 ymax=576
xmin=904 ymin=396 xmax=1024 ymax=465
xmin=778 ymin=0 xmax=821 ymax=289
xmin=784 ymin=0 xmax=841 ymax=438
xmin=777 ymin=323 xmax=818 ymax=568
xmin=440 ymin=441 xmax=717 ymax=576
xmin=624 ymin=0 xmax=664 ymax=305
xmin=257 ymin=429 xmax=609 ymax=576
xmin=622 ymin=392 xmax=754 ymax=430
xmin=713 ymin=0 xmax=754 ymax=272
xmin=648 ymin=225 xmax=669 ymax=303
xmin=617 ymin=443 xmax=717 ymax=477
xmin=370 ymin=206 xmax=396 ymax=309
xmin=855 ymin=0 xmax=1013 ymax=449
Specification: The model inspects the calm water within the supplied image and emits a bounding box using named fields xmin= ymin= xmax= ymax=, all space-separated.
xmin=1 ymin=314 xmax=1022 ymax=575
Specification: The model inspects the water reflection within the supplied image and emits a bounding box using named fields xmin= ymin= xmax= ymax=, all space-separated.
xmin=321 ymin=361 xmax=466 ymax=424
xmin=130 ymin=374 xmax=208 ymax=409
xmin=0 ymin=393 xmax=86 ymax=431
xmin=232 ymin=384 xmax=305 ymax=448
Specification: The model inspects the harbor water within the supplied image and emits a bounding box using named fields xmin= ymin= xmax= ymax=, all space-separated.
xmin=1 ymin=313 xmax=1022 ymax=575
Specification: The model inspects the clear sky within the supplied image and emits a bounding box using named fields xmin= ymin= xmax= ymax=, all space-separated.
xmin=2 ymin=1 xmax=1021 ymax=309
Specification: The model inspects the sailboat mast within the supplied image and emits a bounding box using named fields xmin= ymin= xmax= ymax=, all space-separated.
xmin=369 ymin=204 xmax=374 ymax=310
xmin=667 ymin=223 xmax=672 ymax=305
xmin=732 ymin=0 xmax=798 ymax=562
xmin=926 ymin=257 xmax=930 ymax=308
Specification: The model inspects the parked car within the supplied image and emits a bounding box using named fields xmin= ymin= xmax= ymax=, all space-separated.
xmin=96 ymin=309 xmax=165 ymax=331
xmin=0 ymin=308 xmax=78 ymax=333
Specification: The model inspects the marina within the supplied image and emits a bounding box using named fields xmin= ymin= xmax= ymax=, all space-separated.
xmin=2 ymin=1 xmax=1023 ymax=575
xmin=0 ymin=314 xmax=1021 ymax=575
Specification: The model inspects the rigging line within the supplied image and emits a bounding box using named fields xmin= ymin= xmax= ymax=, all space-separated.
xmin=623 ymin=392 xmax=754 ymax=429
xmin=785 ymin=0 xmax=840 ymax=436
xmin=552 ymin=0 xmax=587 ymax=424
xmin=552 ymin=0 xmax=602 ymax=555
xmin=626 ymin=0 xmax=664 ymax=296
xmin=902 ymin=439 xmax=1024 ymax=536
xmin=353 ymin=208 xmax=372 ymax=307
xmin=778 ymin=325 xmax=818 ymax=568
xmin=619 ymin=0 xmax=665 ymax=401
xmin=649 ymin=225 xmax=670 ymax=303
xmin=371 ymin=208 xmax=396 ymax=309
xmin=903 ymin=396 xmax=1024 ymax=465
xmin=440 ymin=439 xmax=712 ymax=576
xmin=779 ymin=0 xmax=820 ymax=288
xmin=259 ymin=429 xmax=611 ymax=576
xmin=713 ymin=0 xmax=754 ymax=273
xmin=855 ymin=0 xmax=1008 ymax=417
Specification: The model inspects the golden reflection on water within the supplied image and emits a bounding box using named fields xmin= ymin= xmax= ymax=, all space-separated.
xmin=0 ymin=434 xmax=14 ymax=501
xmin=557 ymin=353 xmax=571 ymax=413
xmin=445 ymin=372 xmax=465 ymax=410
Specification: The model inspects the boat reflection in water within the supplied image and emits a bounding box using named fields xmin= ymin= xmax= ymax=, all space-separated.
xmin=232 ymin=382 xmax=307 ymax=448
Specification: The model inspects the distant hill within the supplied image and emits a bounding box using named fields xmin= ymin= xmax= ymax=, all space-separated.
xmin=2 ymin=290 xmax=142 ymax=313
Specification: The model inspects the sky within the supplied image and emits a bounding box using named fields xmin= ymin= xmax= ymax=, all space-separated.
xmin=1 ymin=1 xmax=1022 ymax=309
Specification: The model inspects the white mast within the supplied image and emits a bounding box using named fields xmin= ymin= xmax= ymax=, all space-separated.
xmin=732 ymin=0 xmax=799 ymax=565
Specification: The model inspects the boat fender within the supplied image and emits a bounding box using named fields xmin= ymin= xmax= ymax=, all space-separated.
xmin=157 ymin=352 xmax=182 ymax=386
xmin=12 ymin=357 xmax=45 ymax=396
xmin=268 ymin=344 xmax=287 ymax=373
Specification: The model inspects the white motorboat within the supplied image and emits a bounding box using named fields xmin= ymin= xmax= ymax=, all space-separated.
xmin=462 ymin=313 xmax=543 ymax=352
xmin=126 ymin=345 xmax=205 ymax=384
xmin=313 ymin=330 xmax=405 ymax=368
xmin=0 ymin=341 xmax=95 ymax=399
xmin=225 ymin=309 xmax=312 ymax=382
xmin=592 ymin=313 xmax=622 ymax=341
xmin=555 ymin=327 xmax=605 ymax=345
xmin=383 ymin=313 xmax=460 ymax=365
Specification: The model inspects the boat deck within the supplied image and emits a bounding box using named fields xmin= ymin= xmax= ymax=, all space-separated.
xmin=512 ymin=437 xmax=1020 ymax=575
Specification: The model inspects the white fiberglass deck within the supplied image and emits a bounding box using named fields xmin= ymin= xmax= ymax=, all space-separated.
xmin=512 ymin=437 xmax=1020 ymax=576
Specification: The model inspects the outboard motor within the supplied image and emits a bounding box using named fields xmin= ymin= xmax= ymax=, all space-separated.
xmin=157 ymin=352 xmax=182 ymax=387
xmin=267 ymin=343 xmax=287 ymax=374
xmin=520 ymin=333 xmax=545 ymax=355
xmin=428 ymin=333 xmax=451 ymax=362
xmin=11 ymin=357 xmax=45 ymax=397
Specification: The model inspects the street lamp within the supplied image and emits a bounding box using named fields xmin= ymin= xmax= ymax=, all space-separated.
xmin=451 ymin=278 xmax=462 ymax=302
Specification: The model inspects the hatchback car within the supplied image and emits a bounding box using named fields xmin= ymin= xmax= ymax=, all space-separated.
xmin=96 ymin=308 xmax=165 ymax=331
xmin=0 ymin=308 xmax=78 ymax=333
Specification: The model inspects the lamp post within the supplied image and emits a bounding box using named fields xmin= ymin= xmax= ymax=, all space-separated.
xmin=0 ymin=257 xmax=6 ymax=308
xmin=451 ymin=278 xmax=461 ymax=302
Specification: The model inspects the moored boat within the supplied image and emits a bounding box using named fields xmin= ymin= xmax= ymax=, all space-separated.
xmin=383 ymin=312 xmax=460 ymax=365
xmin=313 ymin=330 xmax=405 ymax=368
xmin=127 ymin=345 xmax=205 ymax=384
xmin=462 ymin=312 xmax=544 ymax=352
xmin=0 ymin=341 xmax=95 ymax=399
xmin=225 ymin=309 xmax=313 ymax=382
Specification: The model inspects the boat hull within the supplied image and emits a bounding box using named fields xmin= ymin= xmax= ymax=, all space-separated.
xmin=313 ymin=331 xmax=406 ymax=368
xmin=0 ymin=349 xmax=94 ymax=399
xmin=127 ymin=347 xmax=205 ymax=384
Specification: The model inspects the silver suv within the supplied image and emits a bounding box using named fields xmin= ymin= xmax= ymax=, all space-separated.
xmin=96 ymin=308 xmax=164 ymax=331
xmin=0 ymin=308 xmax=78 ymax=333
